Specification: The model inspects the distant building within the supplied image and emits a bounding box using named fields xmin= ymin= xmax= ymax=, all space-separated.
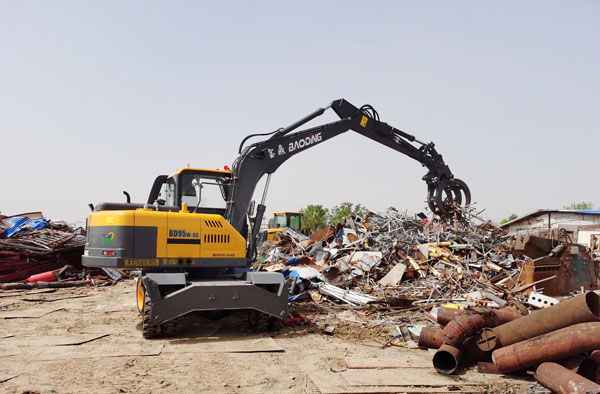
xmin=500 ymin=210 xmax=600 ymax=255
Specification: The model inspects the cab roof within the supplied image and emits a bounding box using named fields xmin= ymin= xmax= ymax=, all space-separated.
xmin=167 ymin=167 xmax=232 ymax=179
xmin=274 ymin=212 xmax=302 ymax=215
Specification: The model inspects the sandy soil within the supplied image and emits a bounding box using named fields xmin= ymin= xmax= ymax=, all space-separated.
xmin=0 ymin=281 xmax=536 ymax=394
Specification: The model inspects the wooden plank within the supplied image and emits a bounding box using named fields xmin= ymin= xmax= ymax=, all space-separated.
xmin=378 ymin=262 xmax=407 ymax=286
xmin=341 ymin=369 xmax=475 ymax=387
xmin=345 ymin=355 xmax=431 ymax=369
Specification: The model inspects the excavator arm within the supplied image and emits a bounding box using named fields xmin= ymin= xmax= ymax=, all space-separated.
xmin=224 ymin=99 xmax=471 ymax=259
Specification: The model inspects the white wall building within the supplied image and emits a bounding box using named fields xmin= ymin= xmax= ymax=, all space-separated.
xmin=500 ymin=210 xmax=600 ymax=252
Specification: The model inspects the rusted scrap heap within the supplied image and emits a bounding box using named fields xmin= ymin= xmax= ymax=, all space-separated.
xmin=257 ymin=207 xmax=519 ymax=303
xmin=420 ymin=292 xmax=600 ymax=393
xmin=0 ymin=211 xmax=86 ymax=283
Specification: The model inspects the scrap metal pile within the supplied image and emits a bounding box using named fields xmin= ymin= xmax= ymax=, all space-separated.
xmin=258 ymin=207 xmax=600 ymax=391
xmin=256 ymin=207 xmax=522 ymax=305
xmin=0 ymin=211 xmax=122 ymax=287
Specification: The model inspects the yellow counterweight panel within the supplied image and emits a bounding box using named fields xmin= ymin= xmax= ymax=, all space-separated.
xmin=166 ymin=211 xmax=201 ymax=258
xmin=200 ymin=214 xmax=246 ymax=259
xmin=134 ymin=209 xmax=168 ymax=257
xmin=88 ymin=210 xmax=135 ymax=227
xmin=267 ymin=228 xmax=284 ymax=241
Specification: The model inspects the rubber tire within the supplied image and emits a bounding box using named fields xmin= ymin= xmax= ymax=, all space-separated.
xmin=161 ymin=321 xmax=178 ymax=337
xmin=136 ymin=278 xmax=145 ymax=316
xmin=248 ymin=310 xmax=268 ymax=332
xmin=142 ymin=291 xmax=161 ymax=339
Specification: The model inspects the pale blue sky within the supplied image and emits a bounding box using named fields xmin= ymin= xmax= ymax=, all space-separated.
xmin=1 ymin=1 xmax=599 ymax=224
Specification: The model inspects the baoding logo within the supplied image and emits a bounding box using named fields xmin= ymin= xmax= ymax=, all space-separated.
xmin=288 ymin=132 xmax=322 ymax=152
xmin=104 ymin=232 xmax=115 ymax=244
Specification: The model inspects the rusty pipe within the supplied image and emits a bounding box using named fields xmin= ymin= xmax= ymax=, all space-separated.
xmin=437 ymin=306 xmax=522 ymax=327
xmin=557 ymin=355 xmax=588 ymax=372
xmin=418 ymin=327 xmax=491 ymax=363
xmin=442 ymin=308 xmax=524 ymax=347
xmin=418 ymin=327 xmax=444 ymax=349
xmin=433 ymin=344 xmax=463 ymax=375
xmin=577 ymin=350 xmax=600 ymax=384
xmin=535 ymin=362 xmax=600 ymax=394
xmin=476 ymin=292 xmax=600 ymax=352
xmin=442 ymin=312 xmax=496 ymax=347
xmin=493 ymin=308 xmax=525 ymax=324
xmin=437 ymin=307 xmax=461 ymax=326
xmin=492 ymin=322 xmax=600 ymax=373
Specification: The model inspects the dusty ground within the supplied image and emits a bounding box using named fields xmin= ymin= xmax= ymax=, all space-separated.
xmin=0 ymin=281 xmax=536 ymax=394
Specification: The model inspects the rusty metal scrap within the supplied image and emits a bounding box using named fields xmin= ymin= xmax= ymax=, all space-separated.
xmin=475 ymin=292 xmax=600 ymax=352
xmin=492 ymin=322 xmax=600 ymax=373
xmin=577 ymin=350 xmax=600 ymax=384
xmin=441 ymin=307 xmax=523 ymax=347
xmin=536 ymin=362 xmax=600 ymax=394
xmin=433 ymin=343 xmax=463 ymax=375
xmin=515 ymin=234 xmax=597 ymax=296
xmin=257 ymin=206 xmax=522 ymax=306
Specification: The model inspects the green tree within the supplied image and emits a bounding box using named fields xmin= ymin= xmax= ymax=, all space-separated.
xmin=500 ymin=213 xmax=518 ymax=225
xmin=328 ymin=202 xmax=368 ymax=226
xmin=300 ymin=204 xmax=329 ymax=231
xmin=563 ymin=202 xmax=594 ymax=210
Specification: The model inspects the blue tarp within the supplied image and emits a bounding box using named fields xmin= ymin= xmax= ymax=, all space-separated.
xmin=3 ymin=217 xmax=49 ymax=238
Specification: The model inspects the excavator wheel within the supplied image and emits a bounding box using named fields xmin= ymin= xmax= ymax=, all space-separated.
xmin=140 ymin=279 xmax=161 ymax=339
xmin=247 ymin=310 xmax=269 ymax=332
xmin=139 ymin=279 xmax=182 ymax=338
xmin=160 ymin=320 xmax=179 ymax=337
xmin=135 ymin=277 xmax=145 ymax=316
xmin=142 ymin=293 xmax=161 ymax=339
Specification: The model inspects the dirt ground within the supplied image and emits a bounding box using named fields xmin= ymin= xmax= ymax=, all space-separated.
xmin=0 ymin=280 xmax=537 ymax=394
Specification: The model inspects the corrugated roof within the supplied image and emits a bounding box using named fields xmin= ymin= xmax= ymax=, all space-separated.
xmin=500 ymin=209 xmax=600 ymax=228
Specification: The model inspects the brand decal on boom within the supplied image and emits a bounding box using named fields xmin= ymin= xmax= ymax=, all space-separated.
xmin=288 ymin=132 xmax=322 ymax=152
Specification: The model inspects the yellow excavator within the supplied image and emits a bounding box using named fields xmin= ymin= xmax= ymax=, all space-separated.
xmin=82 ymin=98 xmax=471 ymax=338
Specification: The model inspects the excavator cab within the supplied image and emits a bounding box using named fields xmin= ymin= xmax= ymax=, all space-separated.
xmin=147 ymin=168 xmax=232 ymax=215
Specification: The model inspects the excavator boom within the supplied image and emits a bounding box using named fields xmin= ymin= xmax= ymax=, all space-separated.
xmin=226 ymin=98 xmax=471 ymax=259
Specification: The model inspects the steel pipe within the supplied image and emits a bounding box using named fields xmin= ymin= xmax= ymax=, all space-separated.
xmin=492 ymin=322 xmax=600 ymax=373
xmin=442 ymin=308 xmax=524 ymax=347
xmin=437 ymin=307 xmax=461 ymax=326
xmin=433 ymin=344 xmax=463 ymax=375
xmin=476 ymin=292 xmax=600 ymax=352
xmin=535 ymin=362 xmax=600 ymax=394
xmin=577 ymin=350 xmax=600 ymax=384
xmin=418 ymin=327 xmax=491 ymax=363
xmin=418 ymin=327 xmax=444 ymax=349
